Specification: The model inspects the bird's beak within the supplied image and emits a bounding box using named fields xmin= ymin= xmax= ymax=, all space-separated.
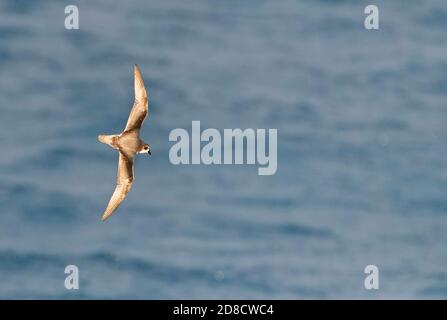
xmin=148 ymin=150 xmax=151 ymax=155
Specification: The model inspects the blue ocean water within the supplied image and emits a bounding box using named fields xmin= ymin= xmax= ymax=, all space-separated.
xmin=1 ymin=0 xmax=447 ymax=299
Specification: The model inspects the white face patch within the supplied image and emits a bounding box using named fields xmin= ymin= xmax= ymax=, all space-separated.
xmin=139 ymin=145 xmax=150 ymax=154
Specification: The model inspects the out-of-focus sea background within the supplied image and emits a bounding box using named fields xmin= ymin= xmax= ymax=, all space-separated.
xmin=0 ymin=0 xmax=446 ymax=299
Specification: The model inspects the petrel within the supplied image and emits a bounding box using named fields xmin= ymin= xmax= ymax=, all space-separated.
xmin=98 ymin=64 xmax=151 ymax=221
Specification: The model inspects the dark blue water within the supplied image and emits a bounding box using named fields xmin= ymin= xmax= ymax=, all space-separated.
xmin=1 ymin=0 xmax=447 ymax=298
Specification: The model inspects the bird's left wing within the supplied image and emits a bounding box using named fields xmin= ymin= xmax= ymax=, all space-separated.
xmin=101 ymin=152 xmax=134 ymax=221
xmin=124 ymin=64 xmax=148 ymax=132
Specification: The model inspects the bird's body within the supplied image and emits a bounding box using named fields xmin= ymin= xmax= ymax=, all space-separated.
xmin=98 ymin=64 xmax=151 ymax=221
xmin=98 ymin=130 xmax=145 ymax=156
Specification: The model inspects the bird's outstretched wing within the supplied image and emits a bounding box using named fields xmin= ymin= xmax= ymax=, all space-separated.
xmin=101 ymin=152 xmax=134 ymax=221
xmin=124 ymin=64 xmax=148 ymax=132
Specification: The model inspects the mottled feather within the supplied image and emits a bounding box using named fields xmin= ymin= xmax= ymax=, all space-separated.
xmin=124 ymin=64 xmax=148 ymax=132
xmin=101 ymin=152 xmax=134 ymax=221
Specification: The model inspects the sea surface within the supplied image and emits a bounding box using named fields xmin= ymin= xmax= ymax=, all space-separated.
xmin=1 ymin=0 xmax=447 ymax=299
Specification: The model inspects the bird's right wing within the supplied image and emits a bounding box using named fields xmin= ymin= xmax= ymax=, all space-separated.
xmin=101 ymin=152 xmax=134 ymax=221
xmin=124 ymin=64 xmax=148 ymax=132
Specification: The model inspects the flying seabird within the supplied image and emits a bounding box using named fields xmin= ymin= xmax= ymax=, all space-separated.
xmin=98 ymin=64 xmax=151 ymax=221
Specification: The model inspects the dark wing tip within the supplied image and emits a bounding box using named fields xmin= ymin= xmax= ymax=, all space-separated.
xmin=134 ymin=64 xmax=141 ymax=73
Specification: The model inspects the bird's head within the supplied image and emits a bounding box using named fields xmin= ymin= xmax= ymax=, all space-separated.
xmin=139 ymin=143 xmax=151 ymax=155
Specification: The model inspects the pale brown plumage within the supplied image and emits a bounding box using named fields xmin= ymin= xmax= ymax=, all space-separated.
xmin=98 ymin=64 xmax=150 ymax=221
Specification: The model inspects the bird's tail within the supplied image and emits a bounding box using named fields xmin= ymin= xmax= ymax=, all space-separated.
xmin=98 ymin=134 xmax=116 ymax=146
